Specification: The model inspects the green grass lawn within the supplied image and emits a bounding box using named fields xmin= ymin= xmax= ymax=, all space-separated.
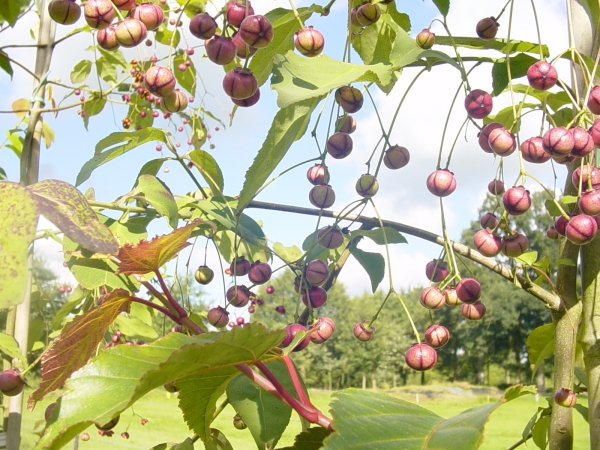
xmin=20 ymin=387 xmax=590 ymax=449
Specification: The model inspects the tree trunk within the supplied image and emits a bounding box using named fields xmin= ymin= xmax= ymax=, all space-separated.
xmin=477 ymin=356 xmax=485 ymax=385
xmin=328 ymin=370 xmax=332 ymax=391
xmin=505 ymin=369 xmax=510 ymax=385
xmin=514 ymin=347 xmax=522 ymax=384
xmin=371 ymin=372 xmax=377 ymax=390
xmin=536 ymin=363 xmax=546 ymax=396
xmin=362 ymin=372 xmax=366 ymax=390
xmin=393 ymin=374 xmax=397 ymax=389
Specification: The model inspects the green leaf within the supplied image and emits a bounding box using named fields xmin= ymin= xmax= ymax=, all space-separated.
xmin=273 ymin=242 xmax=303 ymax=263
xmin=228 ymin=360 xmax=296 ymax=448
xmin=114 ymin=315 xmax=158 ymax=341
xmin=174 ymin=53 xmax=196 ymax=96
xmin=574 ymin=404 xmax=589 ymax=423
xmin=526 ymin=323 xmax=554 ymax=377
xmin=82 ymin=95 xmax=107 ymax=130
xmin=188 ymin=150 xmax=224 ymax=193
xmin=249 ymin=6 xmax=321 ymax=86
xmin=349 ymin=246 xmax=384 ymax=293
xmin=0 ymin=182 xmax=39 ymax=309
xmin=205 ymin=429 xmax=234 ymax=450
xmin=561 ymin=195 xmax=578 ymax=205
xmin=0 ymin=333 xmax=23 ymax=361
xmin=28 ymin=289 xmax=131 ymax=409
xmin=175 ymin=0 xmax=205 ymax=17
xmin=271 ymin=52 xmax=392 ymax=108
xmin=544 ymin=199 xmax=562 ymax=217
xmin=434 ymin=36 xmax=549 ymax=57
xmin=138 ymin=158 xmax=170 ymax=178
xmin=0 ymin=50 xmax=14 ymax=78
xmin=491 ymin=53 xmax=539 ymax=96
xmin=323 ymin=387 xmax=533 ymax=450
xmin=277 ymin=427 xmax=332 ymax=450
xmin=29 ymin=179 xmax=119 ymax=254
xmin=431 ymin=0 xmax=449 ymax=17
xmin=37 ymin=324 xmax=285 ymax=449
xmin=41 ymin=121 xmax=55 ymax=148
xmin=484 ymin=104 xmax=537 ymax=131
xmin=70 ymin=60 xmax=92 ymax=84
xmin=353 ymin=15 xmax=396 ymax=65
xmin=349 ymin=228 xmax=407 ymax=245
xmin=574 ymin=366 xmax=588 ymax=386
xmin=155 ymin=25 xmax=181 ymax=47
xmin=97 ymin=47 xmax=127 ymax=69
xmin=135 ymin=175 xmax=179 ymax=228
xmin=96 ymin=56 xmax=117 ymax=84
xmin=514 ymin=250 xmax=538 ymax=266
xmin=553 ymin=258 xmax=576 ymax=267
xmin=237 ymin=97 xmax=322 ymax=209
xmin=532 ymin=415 xmax=550 ymax=449
xmin=76 ymin=128 xmax=170 ymax=186
xmin=151 ymin=438 xmax=195 ymax=450
xmin=385 ymin=2 xmax=410 ymax=32
xmin=0 ymin=0 xmax=28 ymax=27
xmin=51 ymin=287 xmax=87 ymax=330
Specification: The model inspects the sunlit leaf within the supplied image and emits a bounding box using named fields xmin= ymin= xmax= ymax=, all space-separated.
xmin=188 ymin=150 xmax=224 ymax=193
xmin=28 ymin=289 xmax=131 ymax=409
xmin=135 ymin=175 xmax=179 ymax=228
xmin=0 ymin=333 xmax=23 ymax=362
xmin=70 ymin=60 xmax=92 ymax=84
xmin=526 ymin=324 xmax=554 ymax=377
xmin=11 ymin=98 xmax=29 ymax=117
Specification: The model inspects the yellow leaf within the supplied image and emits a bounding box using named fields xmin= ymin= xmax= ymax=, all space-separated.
xmin=11 ymin=98 xmax=29 ymax=117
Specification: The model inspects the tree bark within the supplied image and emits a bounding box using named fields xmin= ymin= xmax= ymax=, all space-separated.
xmin=536 ymin=363 xmax=546 ymax=396
xmin=371 ymin=372 xmax=377 ymax=390
xmin=362 ymin=372 xmax=366 ymax=390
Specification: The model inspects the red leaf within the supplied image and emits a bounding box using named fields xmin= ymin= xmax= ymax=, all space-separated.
xmin=28 ymin=289 xmax=131 ymax=410
xmin=116 ymin=220 xmax=202 ymax=275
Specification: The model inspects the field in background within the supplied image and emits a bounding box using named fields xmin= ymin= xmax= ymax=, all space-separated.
xmin=20 ymin=386 xmax=590 ymax=449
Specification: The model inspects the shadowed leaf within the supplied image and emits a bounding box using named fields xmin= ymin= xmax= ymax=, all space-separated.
xmin=116 ymin=220 xmax=201 ymax=275
xmin=277 ymin=427 xmax=332 ymax=450
xmin=205 ymin=429 xmax=234 ymax=450
xmin=0 ymin=332 xmax=23 ymax=362
xmin=0 ymin=182 xmax=39 ymax=309
xmin=35 ymin=324 xmax=285 ymax=449
xmin=28 ymin=289 xmax=131 ymax=409
xmin=349 ymin=246 xmax=385 ymax=293
xmin=29 ymin=179 xmax=118 ymax=254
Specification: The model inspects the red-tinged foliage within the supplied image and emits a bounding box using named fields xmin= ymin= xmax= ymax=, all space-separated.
xmin=28 ymin=289 xmax=131 ymax=409
xmin=116 ymin=220 xmax=202 ymax=275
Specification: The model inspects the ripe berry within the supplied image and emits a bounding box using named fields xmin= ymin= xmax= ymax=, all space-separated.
xmin=307 ymin=318 xmax=335 ymax=346
xmin=48 ymin=0 xmax=81 ymax=25
xmin=227 ymin=0 xmax=254 ymax=28
xmin=356 ymin=2 xmax=381 ymax=26
xmin=424 ymin=325 xmax=450 ymax=348
xmin=520 ymin=137 xmax=550 ymax=163
xmin=223 ymin=68 xmax=258 ymax=100
xmin=405 ymin=343 xmax=438 ymax=371
xmin=232 ymin=32 xmax=257 ymax=59
xmin=335 ymin=115 xmax=356 ymax=134
xmin=162 ymin=90 xmax=188 ymax=113
xmin=461 ymin=301 xmax=486 ymax=320
xmin=478 ymin=122 xmax=504 ymax=153
xmin=465 ymin=89 xmax=493 ymax=119
xmin=317 ymin=226 xmax=344 ymax=249
xmin=554 ymin=388 xmax=577 ymax=407
xmin=588 ymin=86 xmax=600 ymax=114
xmin=248 ymin=261 xmax=272 ymax=285
xmin=232 ymin=89 xmax=260 ymax=107
xmin=230 ymin=256 xmax=251 ymax=276
xmin=227 ymin=285 xmax=251 ymax=307
xmin=239 ymin=15 xmax=273 ymax=48
xmin=353 ymin=321 xmax=375 ymax=342
xmin=383 ymin=145 xmax=410 ymax=169
xmin=121 ymin=432 xmax=130 ymax=439
xmin=295 ymin=26 xmax=325 ymax=56
xmin=236 ymin=317 xmax=245 ymax=325
xmin=266 ymin=285 xmax=275 ymax=294
xmin=0 ymin=369 xmax=24 ymax=397
xmin=456 ymin=278 xmax=481 ymax=304
xmin=565 ymin=214 xmax=598 ymax=245
xmin=527 ymin=61 xmax=558 ymax=91
xmin=189 ymin=13 xmax=217 ymax=40
xmin=326 ymin=132 xmax=353 ymax=159
xmin=356 ymin=174 xmax=379 ymax=198
xmin=207 ymin=306 xmax=229 ymax=328
xmin=579 ymin=189 xmax=600 ymax=216
xmin=488 ymin=179 xmax=505 ymax=196
xmin=130 ymin=3 xmax=164 ymax=30
xmin=573 ymin=166 xmax=600 ymax=189
xmin=335 ymin=86 xmax=363 ymax=113
xmin=416 ymin=29 xmax=435 ymax=49
xmin=473 ymin=229 xmax=502 ymax=257
xmin=304 ymin=259 xmax=329 ymax=286
xmin=309 ymin=184 xmax=336 ymax=209
xmin=144 ymin=66 xmax=176 ymax=97
xmin=112 ymin=0 xmax=136 ymax=11
xmin=302 ymin=286 xmax=328 ymax=308
xmin=488 ymin=126 xmax=516 ymax=157
xmin=419 ymin=286 xmax=445 ymax=310
xmin=546 ymin=226 xmax=559 ymax=240
xmin=542 ymin=127 xmax=574 ymax=157
xmin=501 ymin=232 xmax=529 ymax=257
xmin=275 ymin=305 xmax=286 ymax=314
xmin=426 ymin=169 xmax=457 ymax=197
xmin=83 ymin=0 xmax=115 ymax=29
xmin=282 ymin=323 xmax=310 ymax=351
xmin=476 ymin=17 xmax=499 ymax=39
xmin=307 ymin=164 xmax=330 ymax=185
xmin=206 ymin=36 xmax=237 ymax=65
xmin=115 ymin=18 xmax=147 ymax=48
xmin=554 ymin=215 xmax=569 ymax=236
xmin=81 ymin=433 xmax=90 ymax=441
xmin=425 ymin=259 xmax=449 ymax=282
xmin=570 ymin=127 xmax=595 ymax=158
xmin=503 ymin=186 xmax=531 ymax=215
xmin=480 ymin=212 xmax=498 ymax=229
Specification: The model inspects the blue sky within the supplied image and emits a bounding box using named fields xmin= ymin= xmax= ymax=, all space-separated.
xmin=0 ymin=0 xmax=570 ymax=311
